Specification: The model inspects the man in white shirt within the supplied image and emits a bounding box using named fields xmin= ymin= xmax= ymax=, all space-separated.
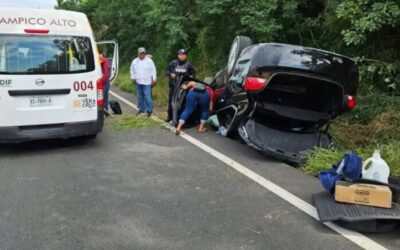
xmin=130 ymin=47 xmax=157 ymax=117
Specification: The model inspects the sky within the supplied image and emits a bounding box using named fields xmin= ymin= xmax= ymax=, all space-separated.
xmin=0 ymin=0 xmax=58 ymax=9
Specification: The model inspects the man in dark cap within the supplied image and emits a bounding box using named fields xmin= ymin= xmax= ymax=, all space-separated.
xmin=165 ymin=49 xmax=196 ymax=122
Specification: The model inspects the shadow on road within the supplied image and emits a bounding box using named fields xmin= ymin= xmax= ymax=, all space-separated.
xmin=0 ymin=137 xmax=100 ymax=156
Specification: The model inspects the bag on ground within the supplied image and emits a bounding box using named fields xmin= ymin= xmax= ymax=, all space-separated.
xmin=319 ymin=152 xmax=363 ymax=192
xmin=109 ymin=100 xmax=122 ymax=115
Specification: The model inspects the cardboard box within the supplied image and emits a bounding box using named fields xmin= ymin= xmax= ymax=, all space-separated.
xmin=335 ymin=181 xmax=392 ymax=208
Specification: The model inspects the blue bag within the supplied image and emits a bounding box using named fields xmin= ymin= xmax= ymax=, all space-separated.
xmin=319 ymin=152 xmax=363 ymax=192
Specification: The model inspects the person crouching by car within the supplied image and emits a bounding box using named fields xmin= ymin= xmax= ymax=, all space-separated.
xmin=130 ymin=47 xmax=157 ymax=117
xmin=175 ymin=81 xmax=214 ymax=135
xmin=165 ymin=49 xmax=196 ymax=122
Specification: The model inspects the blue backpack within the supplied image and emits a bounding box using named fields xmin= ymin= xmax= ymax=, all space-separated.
xmin=319 ymin=152 xmax=363 ymax=192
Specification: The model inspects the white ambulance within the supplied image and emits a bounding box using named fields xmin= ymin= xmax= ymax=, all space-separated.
xmin=0 ymin=8 xmax=118 ymax=142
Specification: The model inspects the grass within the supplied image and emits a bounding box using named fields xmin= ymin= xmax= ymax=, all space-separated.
xmin=116 ymin=64 xmax=135 ymax=94
xmin=340 ymin=92 xmax=400 ymax=125
xmin=303 ymin=92 xmax=400 ymax=177
xmin=303 ymin=143 xmax=400 ymax=177
xmin=106 ymin=115 xmax=162 ymax=131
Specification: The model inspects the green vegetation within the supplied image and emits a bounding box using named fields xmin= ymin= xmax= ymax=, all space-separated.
xmin=115 ymin=64 xmax=134 ymax=94
xmin=305 ymin=95 xmax=400 ymax=177
xmin=107 ymin=115 xmax=162 ymax=131
xmin=58 ymin=0 xmax=400 ymax=176
xmin=304 ymin=143 xmax=400 ymax=177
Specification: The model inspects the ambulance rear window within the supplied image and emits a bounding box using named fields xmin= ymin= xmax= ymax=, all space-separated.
xmin=0 ymin=35 xmax=95 ymax=74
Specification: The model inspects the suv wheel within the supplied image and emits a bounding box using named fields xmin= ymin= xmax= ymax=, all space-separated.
xmin=227 ymin=36 xmax=253 ymax=77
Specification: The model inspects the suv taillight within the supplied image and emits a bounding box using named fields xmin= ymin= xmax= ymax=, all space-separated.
xmin=346 ymin=95 xmax=356 ymax=110
xmin=243 ymin=77 xmax=268 ymax=92
xmin=97 ymin=78 xmax=104 ymax=108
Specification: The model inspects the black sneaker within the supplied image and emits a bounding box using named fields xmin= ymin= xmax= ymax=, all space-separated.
xmin=147 ymin=112 xmax=153 ymax=118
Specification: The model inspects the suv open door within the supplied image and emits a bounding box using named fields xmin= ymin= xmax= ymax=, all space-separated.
xmin=96 ymin=40 xmax=119 ymax=84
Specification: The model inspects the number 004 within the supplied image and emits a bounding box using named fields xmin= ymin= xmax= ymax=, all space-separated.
xmin=73 ymin=81 xmax=94 ymax=91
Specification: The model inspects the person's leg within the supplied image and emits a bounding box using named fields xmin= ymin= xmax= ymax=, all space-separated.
xmin=143 ymin=84 xmax=153 ymax=115
xmin=176 ymin=91 xmax=197 ymax=134
xmin=167 ymin=85 xmax=175 ymax=121
xmin=103 ymin=82 xmax=110 ymax=111
xmin=136 ymin=84 xmax=145 ymax=113
xmin=198 ymin=92 xmax=211 ymax=132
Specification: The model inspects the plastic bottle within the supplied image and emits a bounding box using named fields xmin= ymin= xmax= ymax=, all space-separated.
xmin=217 ymin=126 xmax=227 ymax=137
xmin=362 ymin=150 xmax=390 ymax=183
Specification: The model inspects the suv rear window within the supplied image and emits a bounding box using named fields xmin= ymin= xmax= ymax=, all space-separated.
xmin=0 ymin=35 xmax=94 ymax=74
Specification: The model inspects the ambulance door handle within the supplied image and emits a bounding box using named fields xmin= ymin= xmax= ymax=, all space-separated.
xmin=35 ymin=79 xmax=45 ymax=86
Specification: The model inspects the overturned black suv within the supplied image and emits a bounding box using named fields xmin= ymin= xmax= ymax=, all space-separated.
xmin=208 ymin=36 xmax=359 ymax=164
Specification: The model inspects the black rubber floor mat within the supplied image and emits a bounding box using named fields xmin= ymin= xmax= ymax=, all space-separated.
xmin=312 ymin=192 xmax=400 ymax=222
xmin=336 ymin=220 xmax=400 ymax=233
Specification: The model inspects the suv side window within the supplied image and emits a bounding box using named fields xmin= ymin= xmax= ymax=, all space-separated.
xmin=229 ymin=59 xmax=251 ymax=92
xmin=214 ymin=70 xmax=227 ymax=89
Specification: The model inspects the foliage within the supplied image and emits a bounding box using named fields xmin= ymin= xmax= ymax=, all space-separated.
xmin=339 ymin=91 xmax=400 ymax=124
xmin=337 ymin=0 xmax=400 ymax=46
xmin=336 ymin=0 xmax=400 ymax=93
xmin=306 ymin=90 xmax=400 ymax=177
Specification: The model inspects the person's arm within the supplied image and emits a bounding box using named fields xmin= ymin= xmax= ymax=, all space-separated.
xmin=130 ymin=59 xmax=135 ymax=84
xmin=209 ymin=100 xmax=214 ymax=113
xmin=165 ymin=60 xmax=176 ymax=79
xmin=150 ymin=59 xmax=157 ymax=86
xmin=181 ymin=81 xmax=196 ymax=90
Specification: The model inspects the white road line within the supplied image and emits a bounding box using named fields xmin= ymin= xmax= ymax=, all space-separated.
xmin=109 ymin=90 xmax=388 ymax=250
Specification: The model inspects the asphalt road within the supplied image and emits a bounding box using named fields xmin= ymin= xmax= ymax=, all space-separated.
xmin=0 ymin=86 xmax=398 ymax=250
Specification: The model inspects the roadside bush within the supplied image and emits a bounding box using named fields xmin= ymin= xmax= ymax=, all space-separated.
xmin=340 ymin=91 xmax=400 ymax=125
xmin=304 ymin=109 xmax=400 ymax=177
xmin=332 ymin=111 xmax=400 ymax=148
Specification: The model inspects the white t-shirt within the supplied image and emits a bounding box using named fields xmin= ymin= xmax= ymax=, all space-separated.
xmin=130 ymin=57 xmax=157 ymax=85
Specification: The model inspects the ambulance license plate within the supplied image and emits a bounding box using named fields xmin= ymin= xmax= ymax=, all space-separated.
xmin=30 ymin=96 xmax=52 ymax=107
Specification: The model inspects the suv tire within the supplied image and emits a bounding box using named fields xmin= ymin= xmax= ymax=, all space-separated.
xmin=227 ymin=36 xmax=253 ymax=77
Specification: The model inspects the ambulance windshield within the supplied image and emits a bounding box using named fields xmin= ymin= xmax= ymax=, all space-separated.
xmin=0 ymin=35 xmax=95 ymax=74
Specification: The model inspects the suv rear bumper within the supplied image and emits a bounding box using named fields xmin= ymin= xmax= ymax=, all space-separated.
xmin=0 ymin=111 xmax=104 ymax=143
